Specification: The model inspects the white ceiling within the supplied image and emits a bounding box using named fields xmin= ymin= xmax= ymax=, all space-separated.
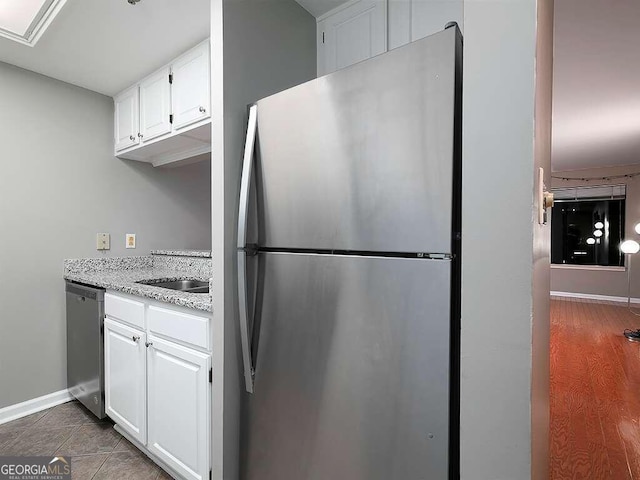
xmin=553 ymin=0 xmax=640 ymax=171
xmin=0 ymin=0 xmax=210 ymax=96
xmin=294 ymin=0 xmax=349 ymax=18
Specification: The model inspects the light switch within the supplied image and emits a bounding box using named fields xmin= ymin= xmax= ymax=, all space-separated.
xmin=126 ymin=233 xmax=136 ymax=249
xmin=97 ymin=233 xmax=110 ymax=250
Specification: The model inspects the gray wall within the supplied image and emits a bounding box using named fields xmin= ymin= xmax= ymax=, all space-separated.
xmin=550 ymin=164 xmax=640 ymax=298
xmin=461 ymin=0 xmax=551 ymax=478
xmin=0 ymin=61 xmax=211 ymax=409
xmin=210 ymin=1 xmax=316 ymax=478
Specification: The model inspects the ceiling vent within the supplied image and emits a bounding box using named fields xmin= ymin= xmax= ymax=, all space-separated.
xmin=0 ymin=0 xmax=68 ymax=47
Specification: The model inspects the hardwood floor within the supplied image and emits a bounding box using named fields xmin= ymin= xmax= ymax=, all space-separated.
xmin=551 ymin=297 xmax=640 ymax=479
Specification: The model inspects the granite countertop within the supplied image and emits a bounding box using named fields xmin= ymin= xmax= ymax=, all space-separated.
xmin=64 ymin=254 xmax=212 ymax=312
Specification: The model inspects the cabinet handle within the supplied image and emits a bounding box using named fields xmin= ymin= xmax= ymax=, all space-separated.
xmin=145 ymin=341 xmax=153 ymax=348
xmin=129 ymin=135 xmax=135 ymax=141
xmin=138 ymin=133 xmax=144 ymax=138
xmin=199 ymin=106 xmax=206 ymax=113
xmin=132 ymin=335 xmax=140 ymax=343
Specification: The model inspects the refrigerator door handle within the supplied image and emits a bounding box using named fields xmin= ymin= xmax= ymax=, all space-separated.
xmin=237 ymin=250 xmax=255 ymax=393
xmin=237 ymin=104 xmax=258 ymax=394
xmin=238 ymin=104 xmax=258 ymax=250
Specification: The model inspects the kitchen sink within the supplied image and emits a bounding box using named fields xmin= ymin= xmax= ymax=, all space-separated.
xmin=137 ymin=279 xmax=209 ymax=294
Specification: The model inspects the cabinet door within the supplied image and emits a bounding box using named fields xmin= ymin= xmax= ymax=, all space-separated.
xmin=317 ymin=1 xmax=387 ymax=76
xmin=147 ymin=336 xmax=210 ymax=480
xmin=388 ymin=0 xmax=463 ymax=50
xmin=140 ymin=67 xmax=172 ymax=142
xmin=114 ymin=86 xmax=140 ymax=151
xmin=172 ymin=42 xmax=211 ymax=130
xmin=104 ymin=318 xmax=147 ymax=444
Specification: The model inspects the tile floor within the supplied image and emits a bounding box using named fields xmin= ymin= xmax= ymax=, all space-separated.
xmin=0 ymin=401 xmax=173 ymax=479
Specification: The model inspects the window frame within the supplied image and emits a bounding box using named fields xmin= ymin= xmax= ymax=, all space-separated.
xmin=550 ymin=184 xmax=626 ymax=269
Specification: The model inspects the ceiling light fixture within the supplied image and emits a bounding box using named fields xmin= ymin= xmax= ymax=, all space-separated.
xmin=595 ymin=221 xmax=604 ymax=230
xmin=587 ymin=238 xmax=596 ymax=245
xmin=594 ymin=230 xmax=603 ymax=238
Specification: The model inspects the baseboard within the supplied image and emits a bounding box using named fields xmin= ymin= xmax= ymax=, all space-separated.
xmin=0 ymin=389 xmax=72 ymax=426
xmin=551 ymin=291 xmax=640 ymax=304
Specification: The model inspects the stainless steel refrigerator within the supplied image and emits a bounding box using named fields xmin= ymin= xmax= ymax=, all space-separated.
xmin=237 ymin=24 xmax=462 ymax=480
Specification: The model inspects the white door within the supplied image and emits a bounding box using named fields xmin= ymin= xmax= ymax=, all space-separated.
xmin=104 ymin=318 xmax=147 ymax=444
xmin=147 ymin=336 xmax=210 ymax=480
xmin=139 ymin=67 xmax=172 ymax=142
xmin=317 ymin=1 xmax=387 ymax=76
xmin=172 ymin=41 xmax=211 ymax=130
xmin=114 ymin=86 xmax=140 ymax=151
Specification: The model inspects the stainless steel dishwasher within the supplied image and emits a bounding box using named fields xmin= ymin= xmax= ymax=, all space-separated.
xmin=66 ymin=281 xmax=106 ymax=419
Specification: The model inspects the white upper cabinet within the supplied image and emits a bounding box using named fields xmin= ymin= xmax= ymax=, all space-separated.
xmin=114 ymin=86 xmax=140 ymax=152
xmin=139 ymin=66 xmax=172 ymax=142
xmin=172 ymin=42 xmax=211 ymax=130
xmin=388 ymin=0 xmax=463 ymax=50
xmin=113 ymin=39 xmax=211 ymax=167
xmin=317 ymin=1 xmax=387 ymax=76
xmin=316 ymin=0 xmax=463 ymax=76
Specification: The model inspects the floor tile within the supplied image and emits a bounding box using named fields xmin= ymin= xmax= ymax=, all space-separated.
xmin=0 ymin=403 xmax=176 ymax=479
xmin=0 ymin=425 xmax=76 ymax=456
xmin=93 ymin=451 xmax=160 ymax=480
xmin=113 ymin=437 xmax=139 ymax=453
xmin=156 ymin=469 xmax=175 ymax=479
xmin=71 ymin=453 xmax=109 ymax=480
xmin=35 ymin=401 xmax=97 ymax=428
xmin=0 ymin=429 xmax=23 ymax=450
xmin=56 ymin=423 xmax=121 ymax=456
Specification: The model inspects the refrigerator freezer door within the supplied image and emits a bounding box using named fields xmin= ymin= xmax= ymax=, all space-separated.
xmin=242 ymin=253 xmax=451 ymax=480
xmin=254 ymin=28 xmax=459 ymax=254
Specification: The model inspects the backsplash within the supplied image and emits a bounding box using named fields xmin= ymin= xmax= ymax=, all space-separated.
xmin=64 ymin=252 xmax=212 ymax=279
xmin=64 ymin=256 xmax=152 ymax=275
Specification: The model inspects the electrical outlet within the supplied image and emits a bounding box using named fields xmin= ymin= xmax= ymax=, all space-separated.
xmin=126 ymin=233 xmax=136 ymax=249
xmin=96 ymin=233 xmax=110 ymax=250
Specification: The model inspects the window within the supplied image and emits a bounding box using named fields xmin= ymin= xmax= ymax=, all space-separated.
xmin=551 ymin=185 xmax=626 ymax=267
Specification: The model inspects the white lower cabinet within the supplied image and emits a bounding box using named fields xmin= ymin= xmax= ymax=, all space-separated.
xmin=104 ymin=318 xmax=147 ymax=444
xmin=104 ymin=293 xmax=212 ymax=480
xmin=147 ymin=337 xmax=210 ymax=480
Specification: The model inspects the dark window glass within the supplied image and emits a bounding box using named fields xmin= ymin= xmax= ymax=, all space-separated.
xmin=551 ymin=199 xmax=625 ymax=266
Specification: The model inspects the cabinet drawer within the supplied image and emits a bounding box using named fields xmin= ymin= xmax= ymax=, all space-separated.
xmin=147 ymin=305 xmax=210 ymax=351
xmin=105 ymin=293 xmax=145 ymax=329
